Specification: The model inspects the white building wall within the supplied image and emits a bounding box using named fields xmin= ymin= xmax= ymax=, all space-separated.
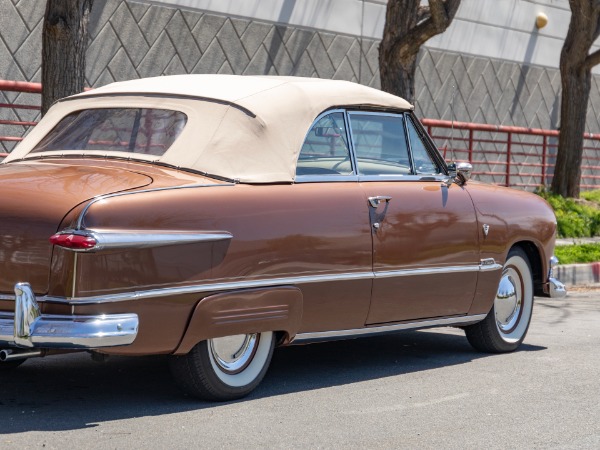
xmin=151 ymin=0 xmax=585 ymax=70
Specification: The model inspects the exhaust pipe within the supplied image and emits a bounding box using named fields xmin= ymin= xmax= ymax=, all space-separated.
xmin=0 ymin=349 xmax=43 ymax=362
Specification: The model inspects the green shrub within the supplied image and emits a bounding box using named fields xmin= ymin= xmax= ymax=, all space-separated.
xmin=535 ymin=189 xmax=600 ymax=238
xmin=581 ymin=190 xmax=600 ymax=205
xmin=554 ymin=243 xmax=600 ymax=264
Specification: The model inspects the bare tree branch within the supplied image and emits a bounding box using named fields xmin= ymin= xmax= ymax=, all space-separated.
xmin=417 ymin=5 xmax=430 ymax=23
xmin=585 ymin=48 xmax=600 ymax=70
xmin=396 ymin=0 xmax=461 ymax=61
xmin=379 ymin=0 xmax=461 ymax=102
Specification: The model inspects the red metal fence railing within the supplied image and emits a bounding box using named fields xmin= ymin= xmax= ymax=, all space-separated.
xmin=421 ymin=119 xmax=600 ymax=190
xmin=2 ymin=79 xmax=600 ymax=191
xmin=0 ymin=79 xmax=42 ymax=159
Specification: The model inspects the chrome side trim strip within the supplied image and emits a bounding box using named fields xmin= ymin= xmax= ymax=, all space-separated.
xmin=93 ymin=230 xmax=233 ymax=250
xmin=375 ymin=265 xmax=481 ymax=278
xmin=290 ymin=314 xmax=488 ymax=344
xmin=479 ymin=258 xmax=503 ymax=272
xmin=45 ymin=272 xmax=376 ymax=305
xmin=53 ymin=229 xmax=233 ymax=253
xmin=0 ymin=261 xmax=501 ymax=305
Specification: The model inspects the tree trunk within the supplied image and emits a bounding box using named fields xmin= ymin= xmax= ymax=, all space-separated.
xmin=549 ymin=0 xmax=600 ymax=198
xmin=41 ymin=0 xmax=93 ymax=115
xmin=380 ymin=53 xmax=418 ymax=102
xmin=379 ymin=0 xmax=419 ymax=103
xmin=378 ymin=0 xmax=460 ymax=103
xmin=551 ymin=69 xmax=591 ymax=198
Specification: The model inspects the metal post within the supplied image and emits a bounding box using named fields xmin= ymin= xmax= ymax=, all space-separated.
xmin=541 ymin=135 xmax=547 ymax=187
xmin=506 ymin=132 xmax=512 ymax=187
xmin=468 ymin=129 xmax=474 ymax=163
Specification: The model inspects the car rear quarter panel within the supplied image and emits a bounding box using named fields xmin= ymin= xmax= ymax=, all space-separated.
xmin=65 ymin=182 xmax=373 ymax=354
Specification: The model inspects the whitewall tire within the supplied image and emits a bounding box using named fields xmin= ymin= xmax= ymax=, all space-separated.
xmin=465 ymin=247 xmax=534 ymax=353
xmin=170 ymin=331 xmax=275 ymax=401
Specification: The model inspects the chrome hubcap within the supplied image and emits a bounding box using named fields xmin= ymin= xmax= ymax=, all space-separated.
xmin=209 ymin=334 xmax=259 ymax=374
xmin=495 ymin=269 xmax=521 ymax=332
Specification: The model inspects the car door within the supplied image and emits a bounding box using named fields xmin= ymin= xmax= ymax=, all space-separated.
xmin=347 ymin=111 xmax=481 ymax=324
xmin=292 ymin=110 xmax=374 ymax=332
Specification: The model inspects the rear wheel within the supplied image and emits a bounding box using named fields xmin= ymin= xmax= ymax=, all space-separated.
xmin=465 ymin=247 xmax=534 ymax=353
xmin=170 ymin=331 xmax=275 ymax=401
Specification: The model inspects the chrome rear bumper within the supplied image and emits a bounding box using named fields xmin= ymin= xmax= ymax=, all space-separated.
xmin=0 ymin=283 xmax=138 ymax=349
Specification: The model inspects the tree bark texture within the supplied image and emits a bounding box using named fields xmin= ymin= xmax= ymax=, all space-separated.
xmin=41 ymin=0 xmax=93 ymax=115
xmin=551 ymin=0 xmax=600 ymax=197
xmin=379 ymin=0 xmax=460 ymax=103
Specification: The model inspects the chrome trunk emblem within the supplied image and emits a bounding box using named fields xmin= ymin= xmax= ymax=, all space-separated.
xmin=483 ymin=224 xmax=490 ymax=236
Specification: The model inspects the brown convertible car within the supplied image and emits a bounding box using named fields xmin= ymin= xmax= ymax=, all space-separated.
xmin=0 ymin=75 xmax=565 ymax=401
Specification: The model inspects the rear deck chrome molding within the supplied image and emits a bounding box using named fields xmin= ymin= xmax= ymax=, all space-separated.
xmin=0 ymin=283 xmax=138 ymax=349
xmin=1 ymin=260 xmax=501 ymax=305
xmin=290 ymin=314 xmax=488 ymax=344
xmin=75 ymin=182 xmax=234 ymax=229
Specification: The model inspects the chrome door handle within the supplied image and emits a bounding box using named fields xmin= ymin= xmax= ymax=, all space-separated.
xmin=368 ymin=196 xmax=392 ymax=208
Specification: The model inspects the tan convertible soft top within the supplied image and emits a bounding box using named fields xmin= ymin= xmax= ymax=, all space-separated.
xmin=4 ymin=75 xmax=413 ymax=183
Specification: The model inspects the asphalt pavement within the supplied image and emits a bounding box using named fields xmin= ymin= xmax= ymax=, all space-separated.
xmin=1 ymin=291 xmax=599 ymax=449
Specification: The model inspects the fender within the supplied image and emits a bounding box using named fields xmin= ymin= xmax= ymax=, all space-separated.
xmin=174 ymin=286 xmax=303 ymax=354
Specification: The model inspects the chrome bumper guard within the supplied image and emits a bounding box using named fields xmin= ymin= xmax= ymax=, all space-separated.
xmin=548 ymin=256 xmax=567 ymax=299
xmin=548 ymin=277 xmax=567 ymax=298
xmin=0 ymin=283 xmax=138 ymax=349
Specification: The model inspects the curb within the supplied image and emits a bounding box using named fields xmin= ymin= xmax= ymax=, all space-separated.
xmin=555 ymin=262 xmax=600 ymax=287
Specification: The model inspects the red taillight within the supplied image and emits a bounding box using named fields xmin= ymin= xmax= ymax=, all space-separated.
xmin=49 ymin=233 xmax=97 ymax=250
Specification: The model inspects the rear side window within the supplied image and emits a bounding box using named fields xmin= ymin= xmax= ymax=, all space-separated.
xmin=296 ymin=112 xmax=353 ymax=176
xmin=31 ymin=108 xmax=187 ymax=156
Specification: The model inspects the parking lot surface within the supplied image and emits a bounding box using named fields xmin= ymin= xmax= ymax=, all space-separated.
xmin=1 ymin=291 xmax=599 ymax=449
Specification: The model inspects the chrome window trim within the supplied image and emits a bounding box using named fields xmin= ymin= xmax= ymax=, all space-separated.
xmin=52 ymin=229 xmax=233 ymax=253
xmin=0 ymin=260 xmax=501 ymax=305
xmin=357 ymin=174 xmax=448 ymax=183
xmin=290 ymin=314 xmax=488 ymax=344
xmin=294 ymin=175 xmax=359 ymax=183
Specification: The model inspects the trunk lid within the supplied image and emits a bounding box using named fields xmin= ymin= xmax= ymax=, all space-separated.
xmin=0 ymin=161 xmax=153 ymax=294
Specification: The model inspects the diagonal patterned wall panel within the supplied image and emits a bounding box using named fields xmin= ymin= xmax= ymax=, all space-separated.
xmin=83 ymin=0 xmax=377 ymax=88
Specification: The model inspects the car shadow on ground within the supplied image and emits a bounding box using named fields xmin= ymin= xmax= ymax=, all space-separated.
xmin=0 ymin=328 xmax=545 ymax=433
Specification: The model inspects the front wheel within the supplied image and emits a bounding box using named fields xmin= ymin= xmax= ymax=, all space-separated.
xmin=170 ymin=331 xmax=275 ymax=401
xmin=465 ymin=247 xmax=534 ymax=353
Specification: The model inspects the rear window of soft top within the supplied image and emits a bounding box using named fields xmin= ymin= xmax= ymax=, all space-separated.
xmin=31 ymin=108 xmax=187 ymax=156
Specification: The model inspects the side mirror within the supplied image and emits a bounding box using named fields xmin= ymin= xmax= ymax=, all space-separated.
xmin=456 ymin=162 xmax=472 ymax=184
xmin=445 ymin=162 xmax=472 ymax=186
xmin=447 ymin=162 xmax=457 ymax=178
